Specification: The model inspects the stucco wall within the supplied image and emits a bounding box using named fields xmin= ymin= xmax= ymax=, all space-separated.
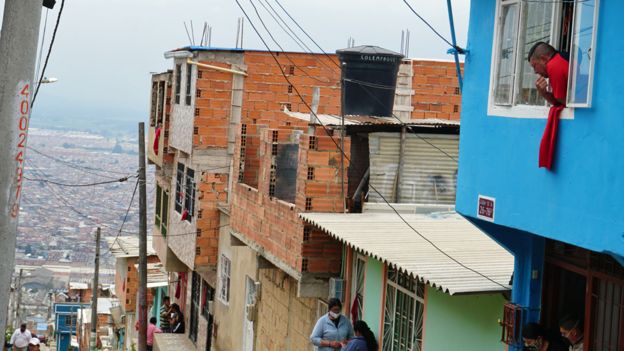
xmin=456 ymin=0 xmax=624 ymax=257
xmin=422 ymin=286 xmax=506 ymax=351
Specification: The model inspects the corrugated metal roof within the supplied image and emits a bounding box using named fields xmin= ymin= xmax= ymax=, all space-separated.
xmin=133 ymin=263 xmax=168 ymax=288
xmin=299 ymin=211 xmax=513 ymax=295
xmin=106 ymin=237 xmax=155 ymax=258
xmin=368 ymin=133 xmax=459 ymax=204
xmin=284 ymin=111 xmax=460 ymax=127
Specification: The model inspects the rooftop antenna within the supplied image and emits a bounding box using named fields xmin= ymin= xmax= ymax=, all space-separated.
xmin=235 ymin=17 xmax=245 ymax=49
xmin=405 ymin=29 xmax=411 ymax=57
xmin=200 ymin=22 xmax=207 ymax=46
xmin=235 ymin=18 xmax=240 ymax=48
xmin=240 ymin=17 xmax=244 ymax=48
xmin=208 ymin=25 xmax=213 ymax=47
xmin=400 ymin=30 xmax=405 ymax=55
xmin=183 ymin=22 xmax=193 ymax=46
xmin=190 ymin=20 xmax=196 ymax=45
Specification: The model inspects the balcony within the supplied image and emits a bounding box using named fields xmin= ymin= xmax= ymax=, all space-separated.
xmin=148 ymin=71 xmax=174 ymax=167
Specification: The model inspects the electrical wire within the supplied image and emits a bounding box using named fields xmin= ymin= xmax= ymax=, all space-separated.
xmin=248 ymin=0 xmax=333 ymax=84
xmin=27 ymin=146 xmax=137 ymax=177
xmin=32 ymin=0 xmax=65 ymax=108
xmin=24 ymin=175 xmax=134 ymax=187
xmin=235 ymin=0 xmax=508 ymax=290
xmin=401 ymin=0 xmax=460 ymax=51
xmin=25 ymin=162 xmax=140 ymax=235
xmin=273 ymin=0 xmax=341 ymax=69
xmin=103 ymin=179 xmax=140 ymax=255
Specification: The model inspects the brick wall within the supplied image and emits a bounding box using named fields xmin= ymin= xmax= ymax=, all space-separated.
xmin=255 ymin=268 xmax=317 ymax=351
xmin=231 ymin=121 xmax=345 ymax=274
xmin=410 ymin=60 xmax=463 ymax=121
xmin=194 ymin=64 xmax=234 ymax=149
xmin=194 ymin=172 xmax=228 ymax=267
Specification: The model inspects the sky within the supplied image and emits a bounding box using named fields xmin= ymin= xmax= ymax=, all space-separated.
xmin=1 ymin=0 xmax=471 ymax=134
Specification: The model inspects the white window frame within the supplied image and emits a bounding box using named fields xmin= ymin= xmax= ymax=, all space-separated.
xmin=350 ymin=254 xmax=367 ymax=322
xmin=218 ymin=254 xmax=231 ymax=305
xmin=487 ymin=0 xmax=598 ymax=119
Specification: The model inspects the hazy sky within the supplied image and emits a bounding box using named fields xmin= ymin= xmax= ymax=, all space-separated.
xmin=1 ymin=0 xmax=471 ymax=130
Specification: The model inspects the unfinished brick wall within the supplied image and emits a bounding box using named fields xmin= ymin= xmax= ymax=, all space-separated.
xmin=118 ymin=256 xmax=160 ymax=312
xmin=194 ymin=64 xmax=234 ymax=149
xmin=194 ymin=172 xmax=228 ymax=267
xmin=231 ymin=121 xmax=345 ymax=274
xmin=242 ymin=51 xmax=342 ymax=125
xmin=411 ymin=60 xmax=463 ymax=121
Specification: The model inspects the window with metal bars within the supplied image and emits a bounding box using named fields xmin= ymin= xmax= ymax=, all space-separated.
xmin=175 ymin=163 xmax=184 ymax=213
xmin=185 ymin=64 xmax=192 ymax=106
xmin=174 ymin=64 xmax=181 ymax=104
xmin=269 ymin=164 xmax=276 ymax=197
xmin=189 ymin=272 xmax=200 ymax=343
xmin=382 ymin=267 xmax=424 ymax=351
xmin=307 ymin=167 xmax=315 ymax=180
xmin=305 ymin=197 xmax=312 ymax=211
xmin=219 ymin=255 xmax=231 ymax=304
xmin=185 ymin=168 xmax=195 ymax=222
xmin=201 ymin=280 xmax=215 ymax=319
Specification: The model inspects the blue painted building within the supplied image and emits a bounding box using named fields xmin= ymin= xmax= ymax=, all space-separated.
xmin=54 ymin=303 xmax=89 ymax=351
xmin=456 ymin=0 xmax=623 ymax=349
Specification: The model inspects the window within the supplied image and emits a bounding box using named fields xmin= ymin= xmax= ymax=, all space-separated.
xmin=161 ymin=190 xmax=169 ymax=236
xmin=185 ymin=64 xmax=193 ymax=105
xmin=157 ymin=81 xmax=165 ymax=125
xmin=382 ymin=267 xmax=425 ymax=351
xmin=189 ymin=272 xmax=200 ymax=343
xmin=64 ymin=315 xmax=77 ymax=328
xmin=155 ymin=184 xmax=162 ymax=228
xmin=184 ymin=168 xmax=195 ymax=222
xmin=490 ymin=0 xmax=599 ymax=115
xmin=351 ymin=255 xmax=366 ymax=323
xmin=150 ymin=82 xmax=158 ymax=126
xmin=175 ymin=64 xmax=182 ymax=104
xmin=175 ymin=163 xmax=184 ymax=213
xmin=201 ymin=280 xmax=215 ymax=319
xmin=219 ymin=255 xmax=231 ymax=304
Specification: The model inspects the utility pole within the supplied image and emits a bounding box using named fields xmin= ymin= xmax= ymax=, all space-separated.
xmin=0 ymin=1 xmax=42 ymax=345
xmin=138 ymin=123 xmax=148 ymax=351
xmin=90 ymin=227 xmax=100 ymax=351
xmin=15 ymin=269 xmax=24 ymax=327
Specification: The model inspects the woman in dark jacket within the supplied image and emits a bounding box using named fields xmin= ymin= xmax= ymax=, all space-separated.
xmin=342 ymin=320 xmax=378 ymax=351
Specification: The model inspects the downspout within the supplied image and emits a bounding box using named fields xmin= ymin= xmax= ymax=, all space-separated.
xmin=446 ymin=0 xmax=464 ymax=92
xmin=395 ymin=125 xmax=407 ymax=203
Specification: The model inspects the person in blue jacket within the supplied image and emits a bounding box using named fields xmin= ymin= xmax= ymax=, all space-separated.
xmin=310 ymin=298 xmax=354 ymax=350
xmin=342 ymin=320 xmax=378 ymax=351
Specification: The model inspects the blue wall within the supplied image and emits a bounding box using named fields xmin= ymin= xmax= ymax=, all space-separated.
xmin=54 ymin=303 xmax=89 ymax=351
xmin=456 ymin=0 xmax=624 ymax=258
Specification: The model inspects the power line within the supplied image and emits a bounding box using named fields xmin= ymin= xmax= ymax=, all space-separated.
xmin=273 ymin=0 xmax=341 ymax=69
xmin=103 ymin=179 xmax=140 ymax=255
xmin=234 ymin=0 xmax=508 ymax=290
xmin=247 ymin=0 xmax=332 ymax=84
xmin=401 ymin=0 xmax=459 ymax=51
xmin=32 ymin=0 xmax=66 ymax=108
xmin=24 ymin=175 xmax=134 ymax=188
xmin=25 ymin=162 xmax=140 ymax=235
xmin=27 ymin=146 xmax=137 ymax=177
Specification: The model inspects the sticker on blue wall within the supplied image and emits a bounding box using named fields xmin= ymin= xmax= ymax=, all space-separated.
xmin=477 ymin=195 xmax=496 ymax=222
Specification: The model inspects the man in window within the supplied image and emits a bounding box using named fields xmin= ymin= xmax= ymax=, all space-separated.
xmin=528 ymin=42 xmax=569 ymax=170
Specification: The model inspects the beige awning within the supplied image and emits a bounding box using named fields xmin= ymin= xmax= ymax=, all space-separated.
xmin=299 ymin=211 xmax=513 ymax=295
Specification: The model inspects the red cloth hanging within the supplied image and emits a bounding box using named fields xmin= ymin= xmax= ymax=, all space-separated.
xmin=538 ymin=53 xmax=569 ymax=171
xmin=181 ymin=209 xmax=189 ymax=221
xmin=350 ymin=293 xmax=361 ymax=325
xmin=153 ymin=127 xmax=162 ymax=155
xmin=539 ymin=105 xmax=564 ymax=170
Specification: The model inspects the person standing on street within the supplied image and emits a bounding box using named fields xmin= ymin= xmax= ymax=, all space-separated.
xmin=10 ymin=324 xmax=32 ymax=351
xmin=159 ymin=296 xmax=171 ymax=332
xmin=310 ymin=298 xmax=354 ymax=350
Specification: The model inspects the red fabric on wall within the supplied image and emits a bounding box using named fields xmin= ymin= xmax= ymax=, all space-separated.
xmin=538 ymin=53 xmax=569 ymax=170
xmin=153 ymin=127 xmax=161 ymax=156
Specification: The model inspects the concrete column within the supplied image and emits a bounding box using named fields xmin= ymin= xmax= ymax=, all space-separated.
xmin=0 ymin=0 xmax=42 ymax=345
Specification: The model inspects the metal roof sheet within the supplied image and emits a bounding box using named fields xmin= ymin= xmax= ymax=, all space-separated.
xmin=105 ymin=237 xmax=155 ymax=258
xmin=299 ymin=211 xmax=513 ymax=295
xmin=283 ymin=111 xmax=460 ymax=128
xmin=133 ymin=263 xmax=168 ymax=288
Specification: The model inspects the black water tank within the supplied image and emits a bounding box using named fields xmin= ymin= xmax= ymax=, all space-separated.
xmin=336 ymin=46 xmax=404 ymax=117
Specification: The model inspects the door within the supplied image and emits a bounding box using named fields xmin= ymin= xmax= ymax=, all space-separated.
xmin=243 ymin=277 xmax=258 ymax=351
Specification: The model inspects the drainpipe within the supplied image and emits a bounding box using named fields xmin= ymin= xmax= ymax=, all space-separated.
xmin=446 ymin=0 xmax=464 ymax=92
